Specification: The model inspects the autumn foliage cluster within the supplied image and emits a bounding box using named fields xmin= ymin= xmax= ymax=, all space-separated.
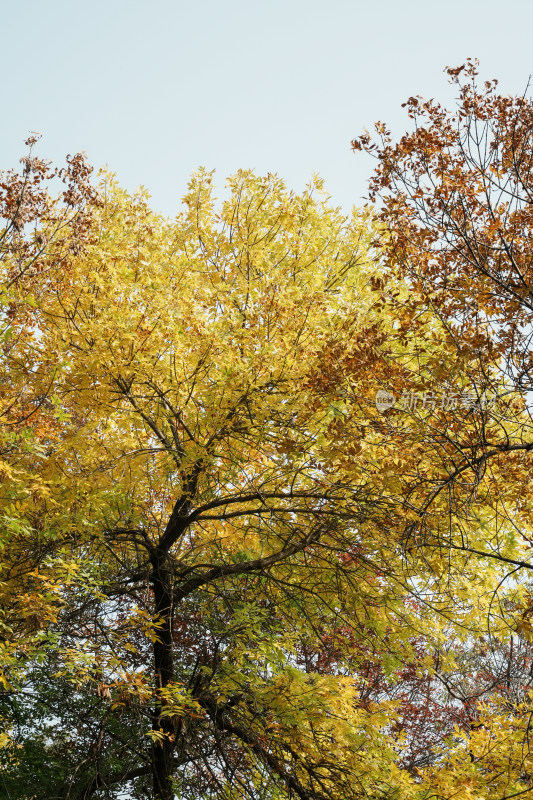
xmin=2 ymin=63 xmax=533 ymax=800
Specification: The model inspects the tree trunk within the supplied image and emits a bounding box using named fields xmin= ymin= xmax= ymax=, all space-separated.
xmin=150 ymin=548 xmax=175 ymax=800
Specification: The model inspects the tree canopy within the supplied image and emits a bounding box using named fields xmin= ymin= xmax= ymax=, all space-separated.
xmin=3 ymin=68 xmax=533 ymax=800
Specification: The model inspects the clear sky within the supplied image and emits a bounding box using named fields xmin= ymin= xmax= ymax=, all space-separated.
xmin=3 ymin=0 xmax=533 ymax=216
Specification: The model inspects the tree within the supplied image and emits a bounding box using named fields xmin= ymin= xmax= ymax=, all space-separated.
xmin=0 ymin=137 xmax=97 ymax=677
xmin=1 ymin=169 xmax=428 ymax=800
xmin=351 ymin=58 xmax=533 ymax=579
xmin=5 ymin=136 xmax=533 ymax=799
xmin=350 ymin=59 xmax=533 ymax=797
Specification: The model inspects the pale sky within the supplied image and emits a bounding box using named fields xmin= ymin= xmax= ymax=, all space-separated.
xmin=3 ymin=0 xmax=533 ymax=216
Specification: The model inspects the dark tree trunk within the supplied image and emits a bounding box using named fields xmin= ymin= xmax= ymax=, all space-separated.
xmin=150 ymin=548 xmax=175 ymax=800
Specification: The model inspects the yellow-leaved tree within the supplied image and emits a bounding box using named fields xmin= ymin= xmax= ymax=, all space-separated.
xmin=0 ymin=139 xmax=97 ymax=679
xmin=2 ymin=159 xmax=533 ymax=800
xmin=3 ymin=168 xmax=418 ymax=800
